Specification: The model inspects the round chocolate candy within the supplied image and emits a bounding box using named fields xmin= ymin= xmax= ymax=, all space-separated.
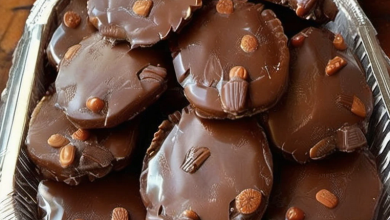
xmin=265 ymin=151 xmax=382 ymax=220
xmin=47 ymin=0 xmax=97 ymax=67
xmin=172 ymin=0 xmax=289 ymax=119
xmin=263 ymin=27 xmax=373 ymax=163
xmin=37 ymin=171 xmax=145 ymax=219
xmin=26 ymin=93 xmax=139 ymax=185
xmin=55 ymin=33 xmax=170 ymax=129
xmin=140 ymin=107 xmax=273 ymax=219
xmin=87 ymin=0 xmax=202 ymax=48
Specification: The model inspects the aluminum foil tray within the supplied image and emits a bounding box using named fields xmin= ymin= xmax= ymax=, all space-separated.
xmin=0 ymin=0 xmax=390 ymax=219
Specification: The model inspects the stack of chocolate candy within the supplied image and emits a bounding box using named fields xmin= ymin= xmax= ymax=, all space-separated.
xmin=26 ymin=0 xmax=382 ymax=219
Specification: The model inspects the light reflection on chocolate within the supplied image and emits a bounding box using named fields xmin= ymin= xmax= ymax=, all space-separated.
xmin=265 ymin=151 xmax=382 ymax=220
xmin=46 ymin=0 xmax=96 ymax=67
xmin=264 ymin=27 xmax=373 ymax=163
xmin=140 ymin=107 xmax=273 ymax=219
xmin=37 ymin=171 xmax=146 ymax=220
xmin=171 ymin=0 xmax=289 ymax=119
xmin=26 ymin=93 xmax=139 ymax=185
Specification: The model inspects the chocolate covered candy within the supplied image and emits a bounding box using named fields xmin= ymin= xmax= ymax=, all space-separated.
xmin=47 ymin=0 xmax=96 ymax=67
xmin=87 ymin=0 xmax=201 ymax=47
xmin=172 ymin=0 xmax=289 ymax=119
xmin=26 ymin=93 xmax=139 ymax=185
xmin=263 ymin=0 xmax=338 ymax=22
xmin=37 ymin=171 xmax=145 ymax=220
xmin=140 ymin=107 xmax=273 ymax=219
xmin=264 ymin=27 xmax=373 ymax=163
xmin=56 ymin=33 xmax=170 ymax=129
xmin=265 ymin=151 xmax=382 ymax=220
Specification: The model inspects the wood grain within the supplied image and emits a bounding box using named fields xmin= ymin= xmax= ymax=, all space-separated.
xmin=0 ymin=0 xmax=34 ymax=93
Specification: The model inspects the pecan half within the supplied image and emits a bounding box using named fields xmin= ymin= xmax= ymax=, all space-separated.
xmin=133 ymin=0 xmax=153 ymax=17
xmin=316 ymin=189 xmax=338 ymax=209
xmin=47 ymin=134 xmax=69 ymax=148
xmin=325 ymin=56 xmax=347 ymax=76
xmin=235 ymin=189 xmax=262 ymax=214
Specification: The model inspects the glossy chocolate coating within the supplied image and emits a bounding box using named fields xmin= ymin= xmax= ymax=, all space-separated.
xmin=264 ymin=27 xmax=373 ymax=163
xmin=56 ymin=33 xmax=170 ymax=129
xmin=47 ymin=0 xmax=96 ymax=67
xmin=37 ymin=171 xmax=146 ymax=220
xmin=140 ymin=107 xmax=273 ymax=219
xmin=87 ymin=0 xmax=201 ymax=48
xmin=261 ymin=1 xmax=319 ymax=38
xmin=172 ymin=0 xmax=289 ymax=119
xmin=263 ymin=0 xmax=338 ymax=22
xmin=26 ymin=93 xmax=139 ymax=185
xmin=265 ymin=151 xmax=382 ymax=220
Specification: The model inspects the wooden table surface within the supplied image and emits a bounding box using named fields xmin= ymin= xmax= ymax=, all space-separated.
xmin=0 ymin=0 xmax=388 ymax=94
xmin=0 ymin=0 xmax=35 ymax=93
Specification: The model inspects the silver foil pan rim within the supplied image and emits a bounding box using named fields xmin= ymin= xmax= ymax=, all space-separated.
xmin=0 ymin=0 xmax=61 ymax=219
xmin=1 ymin=0 xmax=390 ymax=219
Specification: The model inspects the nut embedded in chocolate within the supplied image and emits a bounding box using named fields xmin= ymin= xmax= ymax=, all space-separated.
xmin=325 ymin=56 xmax=347 ymax=76
xmin=336 ymin=125 xmax=367 ymax=152
xmin=295 ymin=4 xmax=305 ymax=17
xmin=60 ymin=144 xmax=76 ymax=168
xmin=139 ymin=65 xmax=167 ymax=82
xmin=216 ymin=0 xmax=234 ymax=14
xmin=72 ymin=129 xmax=90 ymax=141
xmin=63 ymin=44 xmax=81 ymax=61
xmin=63 ymin=11 xmax=81 ymax=28
xmin=181 ymin=146 xmax=211 ymax=173
xmin=99 ymin=25 xmax=127 ymax=40
xmin=309 ymin=137 xmax=336 ymax=160
xmin=47 ymin=134 xmax=69 ymax=148
xmin=86 ymin=97 xmax=105 ymax=113
xmin=111 ymin=207 xmax=129 ymax=220
xmin=235 ymin=189 xmax=262 ymax=215
xmin=351 ymin=96 xmax=367 ymax=117
xmin=229 ymin=66 xmax=248 ymax=80
xmin=221 ymin=66 xmax=249 ymax=113
xmin=89 ymin=16 xmax=99 ymax=27
xmin=291 ymin=34 xmax=306 ymax=47
xmin=180 ymin=209 xmax=200 ymax=220
xmin=315 ymin=189 xmax=338 ymax=209
xmin=241 ymin=35 xmax=258 ymax=53
xmin=337 ymin=94 xmax=367 ymax=118
xmin=132 ymin=0 xmax=153 ymax=17
xmin=221 ymin=79 xmax=249 ymax=114
xmin=285 ymin=207 xmax=305 ymax=220
xmin=333 ymin=34 xmax=347 ymax=51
